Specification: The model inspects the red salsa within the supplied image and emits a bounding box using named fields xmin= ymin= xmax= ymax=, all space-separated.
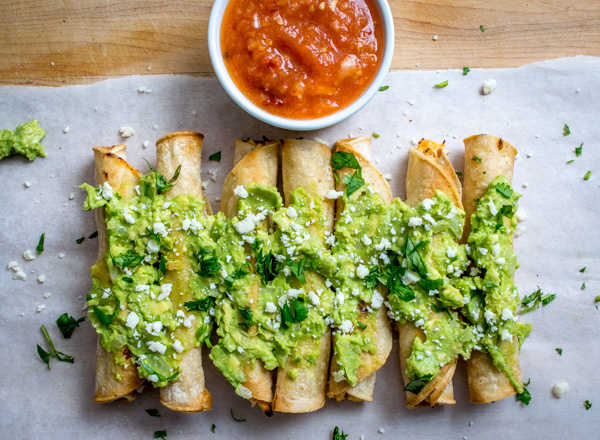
xmin=221 ymin=0 xmax=383 ymax=119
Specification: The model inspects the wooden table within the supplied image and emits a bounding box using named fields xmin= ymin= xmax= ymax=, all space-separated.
xmin=1 ymin=0 xmax=598 ymax=86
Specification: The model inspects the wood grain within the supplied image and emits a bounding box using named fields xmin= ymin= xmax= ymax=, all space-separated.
xmin=0 ymin=0 xmax=598 ymax=86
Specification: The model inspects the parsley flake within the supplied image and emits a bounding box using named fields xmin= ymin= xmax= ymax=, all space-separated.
xmin=208 ymin=151 xmax=221 ymax=161
xmin=434 ymin=80 xmax=449 ymax=88
xmin=378 ymin=85 xmax=389 ymax=91
xmin=594 ymin=295 xmax=600 ymax=303
xmin=463 ymin=67 xmax=470 ymax=75
xmin=516 ymin=379 xmax=531 ymax=405
xmin=145 ymin=408 xmax=161 ymax=417
xmin=56 ymin=313 xmax=85 ymax=338
xmin=36 ymin=233 xmax=45 ymax=254
xmin=563 ymin=124 xmax=570 ymax=136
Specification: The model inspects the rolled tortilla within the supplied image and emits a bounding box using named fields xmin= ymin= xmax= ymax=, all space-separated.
xmin=327 ymin=137 xmax=393 ymax=401
xmin=156 ymin=131 xmax=212 ymax=412
xmin=461 ymin=134 xmax=522 ymax=404
xmin=219 ymin=140 xmax=280 ymax=414
xmin=272 ymin=139 xmax=334 ymax=413
xmin=400 ymin=140 xmax=463 ymax=408
xmin=91 ymin=145 xmax=144 ymax=403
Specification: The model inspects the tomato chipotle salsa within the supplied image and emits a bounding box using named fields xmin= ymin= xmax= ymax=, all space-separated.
xmin=221 ymin=0 xmax=383 ymax=119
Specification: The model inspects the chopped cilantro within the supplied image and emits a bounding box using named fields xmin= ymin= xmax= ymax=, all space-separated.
xmin=92 ymin=296 xmax=121 ymax=326
xmin=36 ymin=233 xmax=45 ymax=254
xmin=575 ymin=143 xmax=583 ymax=157
xmin=56 ymin=313 xmax=85 ymax=338
xmin=584 ymin=170 xmax=593 ymax=181
xmin=281 ymin=298 xmax=308 ymax=329
xmin=404 ymin=374 xmax=433 ymax=394
xmin=144 ymin=159 xmax=181 ymax=192
xmin=224 ymin=263 xmax=250 ymax=290
xmin=364 ymin=266 xmax=380 ymax=289
xmin=332 ymin=427 xmax=348 ymax=440
xmin=456 ymin=171 xmax=463 ymax=176
xmin=230 ymin=408 xmax=246 ymax=422
xmin=331 ymin=151 xmax=361 ymax=171
xmin=434 ymin=80 xmax=449 ymax=88
xmin=480 ymin=25 xmax=486 ymax=32
xmin=287 ymin=257 xmax=309 ymax=284
xmin=372 ymin=132 xmax=380 ymax=139
xmin=159 ymin=254 xmax=167 ymax=276
xmin=585 ymin=400 xmax=592 ymax=410
xmin=111 ymin=249 xmax=144 ymax=269
xmin=122 ymin=276 xmax=133 ymax=283
xmin=256 ymin=249 xmax=277 ymax=284
xmin=555 ymin=348 xmax=563 ymax=356
xmin=472 ymin=155 xmax=482 ymax=163
xmin=238 ymin=306 xmax=254 ymax=331
xmin=516 ymin=379 xmax=531 ymax=405
xmin=145 ymin=408 xmax=161 ymax=417
xmin=208 ymin=151 xmax=221 ymax=161
xmin=567 ymin=160 xmax=574 ymax=164
xmin=211 ymin=424 xmax=216 ymax=433
xmin=198 ymin=252 xmax=221 ymax=277
xmin=37 ymin=325 xmax=74 ymax=369
xmin=495 ymin=182 xmax=513 ymax=198
xmin=378 ymin=85 xmax=389 ymax=91
xmin=463 ymin=67 xmax=470 ymax=75
xmin=580 ymin=267 xmax=586 ymax=273
xmin=594 ymin=295 xmax=600 ymax=303
xmin=88 ymin=231 xmax=98 ymax=239
xmin=184 ymin=297 xmax=214 ymax=312
xmin=581 ymin=282 xmax=586 ymax=291
xmin=342 ymin=169 xmax=365 ymax=196
xmin=520 ymin=287 xmax=556 ymax=313
xmin=357 ymin=322 xmax=367 ymax=330
xmin=403 ymin=237 xmax=428 ymax=277
xmin=76 ymin=236 xmax=85 ymax=244
xmin=154 ymin=431 xmax=167 ymax=439
xmin=563 ymin=124 xmax=570 ymax=136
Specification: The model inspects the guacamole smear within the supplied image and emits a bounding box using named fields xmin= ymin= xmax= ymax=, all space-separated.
xmin=81 ymin=160 xmax=531 ymax=395
xmin=0 ymin=120 xmax=46 ymax=161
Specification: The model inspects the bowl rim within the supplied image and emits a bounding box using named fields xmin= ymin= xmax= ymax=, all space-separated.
xmin=208 ymin=0 xmax=395 ymax=131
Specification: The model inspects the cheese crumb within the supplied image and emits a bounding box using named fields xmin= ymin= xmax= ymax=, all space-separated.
xmin=36 ymin=305 xmax=46 ymax=312
xmin=482 ymin=79 xmax=497 ymax=95
xmin=553 ymin=382 xmax=569 ymax=398
xmin=142 ymin=140 xmax=150 ymax=149
xmin=234 ymin=185 xmax=249 ymax=198
xmin=119 ymin=126 xmax=135 ymax=138
xmin=325 ymin=189 xmax=344 ymax=199
xmin=126 ymin=312 xmax=140 ymax=329
xmin=37 ymin=275 xmax=46 ymax=283
xmin=23 ymin=250 xmax=36 ymax=261
xmin=265 ymin=301 xmax=277 ymax=313
xmin=24 ymin=181 xmax=32 ymax=188
xmin=356 ymin=264 xmax=369 ymax=279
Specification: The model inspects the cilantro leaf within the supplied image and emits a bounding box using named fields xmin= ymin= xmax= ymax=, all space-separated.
xmin=122 ymin=276 xmax=133 ymax=283
xmin=56 ymin=313 xmax=85 ymax=338
xmin=230 ymin=408 xmax=246 ymax=422
xmin=332 ymin=427 xmax=348 ymax=440
xmin=154 ymin=430 xmax=167 ymax=439
xmin=520 ymin=287 xmax=555 ymax=313
xmin=480 ymin=25 xmax=486 ymax=32
xmin=372 ymin=132 xmax=380 ymax=139
xmin=224 ymin=263 xmax=250 ymax=290
xmin=403 ymin=236 xmax=428 ymax=277
xmin=404 ymin=374 xmax=433 ymax=394
xmin=238 ymin=306 xmax=255 ymax=331
xmin=364 ymin=266 xmax=380 ymax=289
xmin=581 ymin=282 xmax=586 ymax=291
xmin=111 ymin=249 xmax=144 ymax=269
xmin=585 ymin=400 xmax=592 ymax=410
xmin=37 ymin=325 xmax=74 ymax=369
xmin=287 ymin=257 xmax=309 ymax=284
xmin=357 ymin=322 xmax=367 ymax=330
xmin=145 ymin=408 xmax=161 ymax=417
xmin=331 ymin=151 xmax=361 ymax=171
xmin=144 ymin=159 xmax=181 ymax=192
xmin=580 ymin=267 xmax=586 ymax=273
xmin=456 ymin=171 xmax=463 ymax=176
xmin=434 ymin=80 xmax=449 ymax=88
xmin=463 ymin=67 xmax=470 ymax=75
xmin=211 ymin=424 xmax=216 ymax=433
xmin=92 ymin=296 xmax=121 ymax=326
xmin=342 ymin=169 xmax=365 ymax=196
xmin=198 ymin=252 xmax=221 ymax=277
xmin=159 ymin=254 xmax=167 ymax=276
xmin=208 ymin=151 xmax=221 ymax=161
xmin=495 ymin=182 xmax=513 ymax=198
xmin=88 ymin=231 xmax=98 ymax=239
xmin=594 ymin=295 xmax=600 ymax=303
xmin=76 ymin=236 xmax=85 ymax=244
xmin=184 ymin=297 xmax=215 ymax=312
xmin=419 ymin=278 xmax=444 ymax=292
xmin=541 ymin=293 xmax=556 ymax=306
xmin=584 ymin=170 xmax=593 ymax=181
xmin=378 ymin=85 xmax=389 ymax=91
xmin=281 ymin=298 xmax=309 ymax=329
xmin=472 ymin=155 xmax=482 ymax=163
xmin=563 ymin=124 xmax=570 ymax=136
xmin=36 ymin=233 xmax=45 ymax=254
xmin=575 ymin=143 xmax=583 ymax=157
xmin=516 ymin=379 xmax=531 ymax=405
xmin=555 ymin=348 xmax=563 ymax=356
xmin=256 ymin=249 xmax=277 ymax=284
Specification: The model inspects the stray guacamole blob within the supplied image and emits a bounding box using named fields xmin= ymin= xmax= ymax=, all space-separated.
xmin=81 ymin=155 xmax=530 ymax=395
xmin=0 ymin=120 xmax=46 ymax=161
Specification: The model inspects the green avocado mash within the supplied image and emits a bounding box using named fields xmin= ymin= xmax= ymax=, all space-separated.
xmin=0 ymin=120 xmax=46 ymax=161
xmin=81 ymin=157 xmax=530 ymax=395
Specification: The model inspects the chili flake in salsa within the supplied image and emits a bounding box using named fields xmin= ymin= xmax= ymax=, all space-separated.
xmin=221 ymin=0 xmax=383 ymax=119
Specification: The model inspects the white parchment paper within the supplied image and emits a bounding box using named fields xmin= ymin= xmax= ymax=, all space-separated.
xmin=0 ymin=56 xmax=599 ymax=439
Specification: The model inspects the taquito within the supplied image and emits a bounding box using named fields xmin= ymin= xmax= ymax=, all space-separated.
xmin=461 ymin=134 xmax=527 ymax=403
xmin=327 ymin=137 xmax=393 ymax=401
xmin=400 ymin=139 xmax=463 ymax=408
xmin=156 ymin=131 xmax=212 ymax=412
xmin=272 ymin=139 xmax=334 ymax=413
xmin=90 ymin=145 xmax=144 ymax=403
xmin=212 ymin=140 xmax=280 ymax=414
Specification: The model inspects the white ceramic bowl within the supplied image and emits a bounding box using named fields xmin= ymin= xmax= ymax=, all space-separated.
xmin=208 ymin=0 xmax=395 ymax=131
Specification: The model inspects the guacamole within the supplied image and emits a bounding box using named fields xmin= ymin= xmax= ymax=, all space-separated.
xmin=0 ymin=120 xmax=46 ymax=161
xmin=81 ymin=160 xmax=530 ymax=395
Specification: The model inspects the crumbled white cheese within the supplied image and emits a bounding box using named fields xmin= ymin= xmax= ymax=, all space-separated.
xmin=23 ymin=250 xmax=36 ymax=261
xmin=233 ymin=185 xmax=248 ymax=198
xmin=135 ymin=285 xmax=150 ymax=292
xmin=265 ymin=301 xmax=277 ymax=313
xmin=36 ymin=305 xmax=46 ymax=313
xmin=515 ymin=206 xmax=527 ymax=222
xmin=286 ymin=206 xmax=298 ymax=219
xmin=482 ymin=79 xmax=497 ymax=95
xmin=332 ymin=370 xmax=346 ymax=382
xmin=101 ymin=182 xmax=114 ymax=200
xmin=172 ymin=340 xmax=184 ymax=353
xmin=402 ymin=270 xmax=420 ymax=285
xmin=514 ymin=224 xmax=526 ymax=237
xmin=24 ymin=181 xmax=32 ymax=188
xmin=43 ymin=292 xmax=52 ymax=299
xmin=63 ymin=126 xmax=69 ymax=134
xmin=146 ymin=239 xmax=159 ymax=254
xmin=488 ymin=200 xmax=498 ymax=216
xmin=147 ymin=340 xmax=167 ymax=354
xmin=119 ymin=126 xmax=135 ymax=138
xmin=361 ymin=235 xmax=372 ymax=246
xmin=408 ymin=217 xmax=423 ymax=227
xmin=142 ymin=140 xmax=150 ymax=148
xmin=501 ymin=308 xmax=514 ymax=321
xmin=126 ymin=312 xmax=140 ymax=329
xmin=500 ymin=329 xmax=512 ymax=342
xmin=37 ymin=275 xmax=46 ymax=283
xmin=325 ymin=189 xmax=344 ymax=199
xmin=123 ymin=212 xmax=135 ymax=225
xmin=356 ymin=264 xmax=369 ymax=279
xmin=145 ymin=321 xmax=163 ymax=336
xmin=371 ymin=291 xmax=384 ymax=309
xmin=153 ymin=222 xmax=167 ymax=236
xmin=308 ymin=291 xmax=321 ymax=306
xmin=157 ymin=284 xmax=172 ymax=302
xmin=553 ymin=381 xmax=569 ymax=398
